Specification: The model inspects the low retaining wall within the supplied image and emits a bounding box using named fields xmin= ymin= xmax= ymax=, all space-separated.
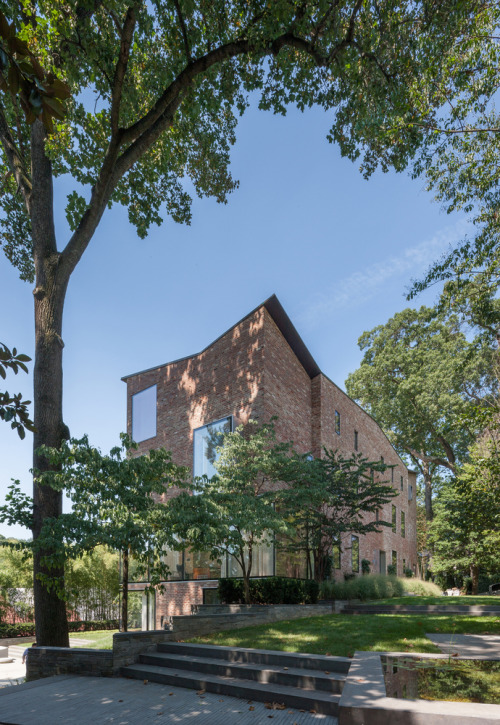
xmin=27 ymin=602 xmax=332 ymax=681
xmin=341 ymin=604 xmax=500 ymax=616
xmin=339 ymin=651 xmax=500 ymax=724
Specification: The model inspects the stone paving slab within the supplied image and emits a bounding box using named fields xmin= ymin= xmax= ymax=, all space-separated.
xmin=426 ymin=633 xmax=500 ymax=658
xmin=0 ymin=675 xmax=338 ymax=724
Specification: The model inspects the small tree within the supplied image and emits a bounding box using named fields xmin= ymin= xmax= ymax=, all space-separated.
xmin=171 ymin=421 xmax=294 ymax=605
xmin=1 ymin=435 xmax=189 ymax=631
xmin=279 ymin=451 xmax=397 ymax=582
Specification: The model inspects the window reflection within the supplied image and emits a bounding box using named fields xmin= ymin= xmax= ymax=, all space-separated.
xmin=193 ymin=417 xmax=232 ymax=479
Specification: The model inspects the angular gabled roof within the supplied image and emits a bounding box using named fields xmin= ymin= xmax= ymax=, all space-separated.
xmin=121 ymin=294 xmax=321 ymax=381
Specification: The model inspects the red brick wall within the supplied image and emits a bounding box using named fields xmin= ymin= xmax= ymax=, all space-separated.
xmin=124 ymin=303 xmax=418 ymax=616
xmin=155 ymin=581 xmax=218 ymax=621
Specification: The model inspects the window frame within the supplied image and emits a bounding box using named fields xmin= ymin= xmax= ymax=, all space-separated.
xmin=193 ymin=415 xmax=233 ymax=480
xmin=392 ymin=504 xmax=397 ymax=533
xmin=131 ymin=384 xmax=157 ymax=443
xmin=351 ymin=535 xmax=359 ymax=573
xmin=334 ymin=410 xmax=341 ymax=436
xmin=401 ymin=510 xmax=406 ymax=538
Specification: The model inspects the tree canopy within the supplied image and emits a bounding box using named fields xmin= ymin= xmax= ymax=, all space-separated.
xmin=0 ymin=0 xmax=495 ymax=645
xmin=345 ymin=305 xmax=496 ymax=519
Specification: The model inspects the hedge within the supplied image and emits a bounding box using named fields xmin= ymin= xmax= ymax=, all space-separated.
xmin=218 ymin=577 xmax=319 ymax=605
xmin=0 ymin=619 xmax=118 ymax=639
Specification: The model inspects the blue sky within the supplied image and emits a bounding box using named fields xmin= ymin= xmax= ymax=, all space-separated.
xmin=0 ymin=102 xmax=468 ymax=539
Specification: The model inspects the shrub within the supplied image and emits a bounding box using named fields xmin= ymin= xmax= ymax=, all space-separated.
xmin=0 ymin=619 xmax=118 ymax=639
xmin=361 ymin=559 xmax=371 ymax=575
xmin=387 ymin=564 xmax=397 ymax=576
xmin=218 ymin=577 xmax=318 ymax=605
xmin=404 ymin=567 xmax=414 ymax=578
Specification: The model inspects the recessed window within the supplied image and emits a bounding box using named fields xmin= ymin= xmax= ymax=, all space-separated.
xmin=132 ymin=385 xmax=157 ymax=443
xmin=354 ymin=430 xmax=358 ymax=451
xmin=401 ymin=511 xmax=406 ymax=538
xmin=193 ymin=417 xmax=232 ymax=479
xmin=335 ymin=410 xmax=341 ymax=435
xmin=408 ymin=483 xmax=413 ymax=501
xmin=391 ymin=467 xmax=394 ymax=483
xmin=400 ymin=475 xmax=404 ymax=491
xmin=351 ymin=535 xmax=359 ymax=573
xmin=332 ymin=540 xmax=341 ymax=569
xmin=392 ymin=550 xmax=397 ymax=568
xmin=375 ymin=509 xmax=379 ymax=522
xmin=392 ymin=505 xmax=397 ymax=533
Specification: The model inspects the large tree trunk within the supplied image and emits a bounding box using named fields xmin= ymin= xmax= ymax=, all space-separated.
xmin=470 ymin=564 xmax=479 ymax=595
xmin=423 ymin=461 xmax=433 ymax=521
xmin=31 ymin=121 xmax=70 ymax=647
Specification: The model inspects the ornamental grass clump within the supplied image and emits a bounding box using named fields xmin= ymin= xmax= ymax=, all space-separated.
xmin=401 ymin=578 xmax=442 ymax=596
xmin=320 ymin=574 xmax=405 ymax=601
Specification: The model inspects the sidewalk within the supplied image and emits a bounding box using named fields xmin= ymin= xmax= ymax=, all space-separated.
xmin=0 ymin=674 xmax=337 ymax=724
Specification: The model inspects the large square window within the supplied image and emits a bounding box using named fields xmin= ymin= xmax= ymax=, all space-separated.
xmin=193 ymin=416 xmax=232 ymax=479
xmin=132 ymin=385 xmax=157 ymax=443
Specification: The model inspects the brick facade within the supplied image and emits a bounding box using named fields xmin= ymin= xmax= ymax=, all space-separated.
xmin=123 ymin=295 xmax=417 ymax=620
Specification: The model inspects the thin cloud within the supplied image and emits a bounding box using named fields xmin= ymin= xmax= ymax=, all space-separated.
xmin=299 ymin=220 xmax=471 ymax=328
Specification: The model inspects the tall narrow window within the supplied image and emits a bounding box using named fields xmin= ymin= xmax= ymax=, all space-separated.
xmin=392 ymin=550 xmax=397 ymax=568
xmin=351 ymin=535 xmax=359 ymax=573
xmin=375 ymin=509 xmax=379 ymax=523
xmin=132 ymin=384 xmax=157 ymax=443
xmin=335 ymin=410 xmax=341 ymax=435
xmin=391 ymin=467 xmax=394 ymax=483
xmin=401 ymin=511 xmax=406 ymax=538
xmin=392 ymin=505 xmax=397 ymax=533
xmin=332 ymin=540 xmax=341 ymax=569
xmin=193 ymin=417 xmax=232 ymax=480
xmin=408 ymin=484 xmax=413 ymax=501
xmin=400 ymin=475 xmax=404 ymax=491
xmin=354 ymin=430 xmax=358 ymax=451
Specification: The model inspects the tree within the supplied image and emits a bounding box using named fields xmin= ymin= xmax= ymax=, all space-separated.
xmin=0 ymin=342 xmax=34 ymax=438
xmin=428 ymin=432 xmax=500 ymax=594
xmin=345 ymin=306 xmax=496 ymax=520
xmin=171 ymin=420 xmax=293 ymax=605
xmin=0 ymin=0 xmax=491 ymax=645
xmin=1 ymin=435 xmax=189 ymax=632
xmin=279 ymin=451 xmax=396 ymax=582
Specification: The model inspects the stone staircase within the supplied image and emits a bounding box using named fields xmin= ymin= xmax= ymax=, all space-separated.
xmin=121 ymin=642 xmax=350 ymax=716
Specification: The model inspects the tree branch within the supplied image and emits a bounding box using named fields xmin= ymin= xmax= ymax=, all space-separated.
xmin=0 ymin=103 xmax=31 ymax=214
xmin=110 ymin=6 xmax=137 ymax=134
xmin=406 ymin=447 xmax=456 ymax=472
xmin=173 ymin=0 xmax=191 ymax=63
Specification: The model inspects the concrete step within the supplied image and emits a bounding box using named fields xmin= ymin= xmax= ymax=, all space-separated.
xmin=139 ymin=651 xmax=345 ymax=693
xmin=341 ymin=605 xmax=500 ymax=615
xmin=121 ymin=662 xmax=341 ymax=715
xmin=156 ymin=641 xmax=351 ymax=674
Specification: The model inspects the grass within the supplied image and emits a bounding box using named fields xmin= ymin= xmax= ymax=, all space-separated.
xmin=69 ymin=629 xmax=117 ymax=649
xmin=368 ymin=596 xmax=500 ymax=606
xmin=188 ymin=613 xmax=500 ymax=658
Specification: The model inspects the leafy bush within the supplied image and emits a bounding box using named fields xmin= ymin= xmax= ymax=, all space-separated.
xmin=361 ymin=559 xmax=371 ymax=575
xmin=404 ymin=567 xmax=414 ymax=578
xmin=387 ymin=564 xmax=397 ymax=576
xmin=0 ymin=619 xmax=118 ymax=639
xmin=319 ymin=574 xmax=405 ymax=601
xmin=218 ymin=577 xmax=318 ymax=605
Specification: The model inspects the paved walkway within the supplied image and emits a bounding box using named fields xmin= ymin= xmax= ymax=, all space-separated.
xmin=0 ymin=675 xmax=337 ymax=724
xmin=426 ymin=633 xmax=500 ymax=658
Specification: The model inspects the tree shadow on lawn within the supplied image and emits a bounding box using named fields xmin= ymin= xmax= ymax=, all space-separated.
xmin=191 ymin=614 xmax=500 ymax=658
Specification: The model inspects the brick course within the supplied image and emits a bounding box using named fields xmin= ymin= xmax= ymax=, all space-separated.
xmin=123 ymin=296 xmax=417 ymax=620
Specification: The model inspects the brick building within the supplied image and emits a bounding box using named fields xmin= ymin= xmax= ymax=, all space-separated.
xmin=122 ymin=295 xmax=417 ymax=624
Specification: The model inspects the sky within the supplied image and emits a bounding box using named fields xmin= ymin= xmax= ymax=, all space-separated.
xmin=0 ymin=101 xmax=469 ymax=539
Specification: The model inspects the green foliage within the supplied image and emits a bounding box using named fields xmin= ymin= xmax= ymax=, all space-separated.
xmin=387 ymin=564 xmax=397 ymax=576
xmin=345 ymin=306 xmax=496 ymax=483
xmin=65 ymin=547 xmax=119 ymax=621
xmin=400 ymin=578 xmax=441 ymax=597
xmin=429 ymin=432 xmax=500 ymax=592
xmin=171 ymin=420 xmax=295 ymax=604
xmin=218 ymin=577 xmax=319 ymax=605
xmin=0 ymin=10 xmax=70 ymax=132
xmin=279 ymin=450 xmax=396 ymax=582
xmin=0 ymin=0 xmax=492 ymax=279
xmin=0 ymin=435 xmax=189 ymax=598
xmin=0 ymin=619 xmax=118 ymax=638
xmin=361 ymin=559 xmax=371 ymax=575
xmin=0 ymin=342 xmax=34 ymax=439
xmin=320 ymin=574 xmax=405 ymax=601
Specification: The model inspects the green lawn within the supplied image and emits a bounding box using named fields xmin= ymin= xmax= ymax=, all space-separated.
xmin=188 ymin=613 xmax=500 ymax=657
xmin=369 ymin=596 xmax=500 ymax=606
xmin=69 ymin=629 xmax=117 ymax=649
